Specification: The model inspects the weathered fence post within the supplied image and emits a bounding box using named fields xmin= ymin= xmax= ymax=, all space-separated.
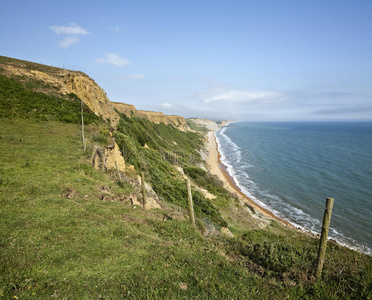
xmin=315 ymin=197 xmax=335 ymax=280
xmin=186 ymin=178 xmax=195 ymax=228
xmin=115 ymin=161 xmax=122 ymax=183
xmin=90 ymin=145 xmax=98 ymax=166
xmin=141 ymin=172 xmax=147 ymax=209
xmin=81 ymin=101 xmax=86 ymax=153
xmin=101 ymin=153 xmax=105 ymax=172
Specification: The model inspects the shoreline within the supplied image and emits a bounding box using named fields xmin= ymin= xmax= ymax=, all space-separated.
xmin=205 ymin=125 xmax=372 ymax=255
xmin=206 ymin=130 xmax=295 ymax=229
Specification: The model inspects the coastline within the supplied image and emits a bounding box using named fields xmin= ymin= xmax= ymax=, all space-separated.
xmin=206 ymin=125 xmax=372 ymax=256
xmin=206 ymin=129 xmax=294 ymax=228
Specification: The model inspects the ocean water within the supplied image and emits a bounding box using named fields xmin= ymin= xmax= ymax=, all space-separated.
xmin=215 ymin=122 xmax=372 ymax=253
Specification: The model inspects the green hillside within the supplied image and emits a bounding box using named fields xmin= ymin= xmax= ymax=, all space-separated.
xmin=0 ymin=57 xmax=371 ymax=299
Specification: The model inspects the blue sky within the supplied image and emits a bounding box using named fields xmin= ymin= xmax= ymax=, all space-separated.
xmin=1 ymin=0 xmax=371 ymax=121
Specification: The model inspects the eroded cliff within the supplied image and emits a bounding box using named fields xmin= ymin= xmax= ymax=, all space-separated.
xmin=0 ymin=55 xmax=188 ymax=131
xmin=112 ymin=102 xmax=190 ymax=131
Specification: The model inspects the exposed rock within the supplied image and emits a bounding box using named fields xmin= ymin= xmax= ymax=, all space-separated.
xmin=63 ymin=187 xmax=78 ymax=199
xmin=220 ymin=227 xmax=234 ymax=238
xmin=111 ymin=102 xmax=136 ymax=117
xmin=164 ymin=115 xmax=190 ymax=132
xmin=112 ymin=102 xmax=190 ymax=132
xmin=128 ymin=192 xmax=141 ymax=206
xmin=0 ymin=56 xmax=190 ymax=132
xmin=105 ymin=142 xmax=125 ymax=172
xmin=0 ymin=59 xmax=121 ymax=127
xmin=188 ymin=118 xmax=220 ymax=131
xmin=64 ymin=73 xmax=120 ymax=127
xmin=144 ymin=181 xmax=162 ymax=209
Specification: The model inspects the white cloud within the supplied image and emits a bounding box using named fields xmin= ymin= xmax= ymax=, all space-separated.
xmin=50 ymin=23 xmax=90 ymax=48
xmin=161 ymin=103 xmax=172 ymax=108
xmin=59 ymin=36 xmax=80 ymax=48
xmin=50 ymin=23 xmax=89 ymax=36
xmin=202 ymin=89 xmax=288 ymax=104
xmin=96 ymin=53 xmax=130 ymax=67
xmin=122 ymin=74 xmax=146 ymax=80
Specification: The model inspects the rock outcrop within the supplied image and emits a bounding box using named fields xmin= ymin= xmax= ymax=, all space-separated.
xmin=105 ymin=142 xmax=126 ymax=172
xmin=0 ymin=56 xmax=188 ymax=131
xmin=188 ymin=118 xmax=220 ymax=131
xmin=112 ymin=102 xmax=190 ymax=132
xmin=64 ymin=73 xmax=120 ymax=127
xmin=0 ymin=58 xmax=120 ymax=127
xmin=112 ymin=103 xmax=136 ymax=117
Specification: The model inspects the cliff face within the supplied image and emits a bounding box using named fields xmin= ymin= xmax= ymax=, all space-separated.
xmin=164 ymin=115 xmax=190 ymax=132
xmin=111 ymin=103 xmax=136 ymax=117
xmin=64 ymin=73 xmax=120 ymax=127
xmin=0 ymin=57 xmax=120 ymax=127
xmin=188 ymin=118 xmax=220 ymax=131
xmin=0 ymin=55 xmax=189 ymax=131
xmin=112 ymin=102 xmax=190 ymax=132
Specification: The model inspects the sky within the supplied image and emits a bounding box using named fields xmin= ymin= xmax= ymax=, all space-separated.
xmin=1 ymin=0 xmax=372 ymax=121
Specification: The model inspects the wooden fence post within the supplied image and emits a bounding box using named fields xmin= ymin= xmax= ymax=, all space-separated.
xmin=115 ymin=161 xmax=122 ymax=183
xmin=81 ymin=101 xmax=86 ymax=153
xmin=141 ymin=172 xmax=147 ymax=209
xmin=186 ymin=178 xmax=195 ymax=228
xmin=315 ymin=197 xmax=335 ymax=280
xmin=101 ymin=152 xmax=105 ymax=172
xmin=90 ymin=145 xmax=97 ymax=166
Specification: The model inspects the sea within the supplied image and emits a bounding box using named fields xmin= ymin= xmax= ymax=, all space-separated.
xmin=215 ymin=122 xmax=372 ymax=254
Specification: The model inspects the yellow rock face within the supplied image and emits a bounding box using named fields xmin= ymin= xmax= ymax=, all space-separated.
xmin=1 ymin=57 xmax=189 ymax=131
xmin=64 ymin=73 xmax=120 ymax=127
xmin=112 ymin=102 xmax=190 ymax=131
xmin=105 ymin=142 xmax=126 ymax=172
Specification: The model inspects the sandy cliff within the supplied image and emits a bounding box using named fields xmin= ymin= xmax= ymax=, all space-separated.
xmin=188 ymin=118 xmax=220 ymax=131
xmin=112 ymin=102 xmax=190 ymax=132
xmin=0 ymin=60 xmax=120 ymax=127
xmin=0 ymin=56 xmax=189 ymax=131
xmin=64 ymin=73 xmax=120 ymax=127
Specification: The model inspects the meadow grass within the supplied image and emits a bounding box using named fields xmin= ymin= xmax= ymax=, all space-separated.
xmin=0 ymin=119 xmax=371 ymax=299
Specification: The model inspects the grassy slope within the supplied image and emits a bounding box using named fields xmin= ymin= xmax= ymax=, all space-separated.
xmin=0 ymin=58 xmax=371 ymax=298
xmin=2 ymin=121 xmax=370 ymax=300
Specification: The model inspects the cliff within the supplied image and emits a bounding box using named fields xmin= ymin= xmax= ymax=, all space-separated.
xmin=188 ymin=118 xmax=220 ymax=131
xmin=112 ymin=102 xmax=190 ymax=132
xmin=0 ymin=56 xmax=120 ymax=126
xmin=63 ymin=73 xmax=120 ymax=127
xmin=0 ymin=55 xmax=188 ymax=131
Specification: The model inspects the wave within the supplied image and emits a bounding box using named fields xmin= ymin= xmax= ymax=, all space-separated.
xmin=215 ymin=126 xmax=372 ymax=255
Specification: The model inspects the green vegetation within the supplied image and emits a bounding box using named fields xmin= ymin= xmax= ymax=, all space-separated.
xmin=184 ymin=166 xmax=232 ymax=208
xmin=0 ymin=55 xmax=74 ymax=75
xmin=0 ymin=57 xmax=371 ymax=299
xmin=186 ymin=118 xmax=209 ymax=133
xmin=0 ymin=74 xmax=101 ymax=124
xmin=1 ymin=121 xmax=370 ymax=299
xmin=114 ymin=114 xmax=227 ymax=227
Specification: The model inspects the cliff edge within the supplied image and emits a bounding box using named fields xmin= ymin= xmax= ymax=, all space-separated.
xmin=0 ymin=55 xmax=189 ymax=131
xmin=112 ymin=102 xmax=190 ymax=132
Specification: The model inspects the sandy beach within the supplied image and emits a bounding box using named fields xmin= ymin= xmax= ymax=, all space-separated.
xmin=206 ymin=130 xmax=293 ymax=227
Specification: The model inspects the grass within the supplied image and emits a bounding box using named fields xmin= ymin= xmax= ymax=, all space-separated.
xmin=0 ymin=74 xmax=101 ymax=124
xmin=0 ymin=56 xmax=371 ymax=298
xmin=114 ymin=114 xmax=228 ymax=227
xmin=0 ymin=118 xmax=371 ymax=299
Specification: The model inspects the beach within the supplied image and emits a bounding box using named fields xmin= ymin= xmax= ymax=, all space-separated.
xmin=206 ymin=130 xmax=293 ymax=228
